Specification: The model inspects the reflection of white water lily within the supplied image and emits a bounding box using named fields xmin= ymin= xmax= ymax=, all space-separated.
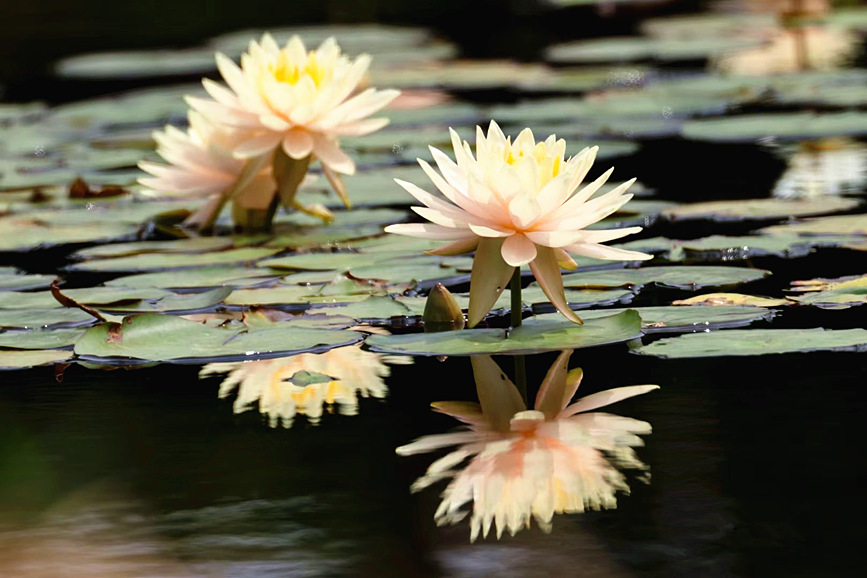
xmin=716 ymin=27 xmax=855 ymax=75
xmin=397 ymin=351 xmax=657 ymax=541
xmin=201 ymin=344 xmax=411 ymax=427
xmin=385 ymin=121 xmax=650 ymax=327
xmin=188 ymin=33 xmax=400 ymax=175
xmin=773 ymin=139 xmax=867 ymax=199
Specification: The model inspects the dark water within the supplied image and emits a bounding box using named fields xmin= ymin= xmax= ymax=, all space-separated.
xmin=2 ymin=347 xmax=866 ymax=576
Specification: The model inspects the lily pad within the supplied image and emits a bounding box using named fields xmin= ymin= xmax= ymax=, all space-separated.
xmin=560 ymin=265 xmax=769 ymax=291
xmin=105 ymin=267 xmax=282 ymax=290
xmin=633 ymin=328 xmax=867 ymax=358
xmin=74 ymin=313 xmax=362 ymax=363
xmin=760 ymin=214 xmax=867 ymax=236
xmin=365 ymin=309 xmax=641 ymax=356
xmin=72 ymin=237 xmax=236 ymax=260
xmin=664 ymin=197 xmax=860 ymax=222
xmin=55 ymin=48 xmax=218 ymax=79
xmin=672 ymin=293 xmax=790 ymax=307
xmin=0 ymin=216 xmax=138 ymax=252
xmin=552 ymin=305 xmax=774 ymax=333
xmin=98 ymin=287 xmax=233 ymax=313
xmin=0 ymin=328 xmax=85 ymax=349
xmin=0 ymin=272 xmax=57 ymax=291
xmin=680 ymin=112 xmax=867 ymax=143
xmin=66 ymin=247 xmax=281 ymax=273
xmin=787 ymin=275 xmax=867 ymax=309
xmin=0 ymin=349 xmax=72 ymax=370
xmin=0 ymin=308 xmax=96 ymax=330
xmin=545 ymin=36 xmax=761 ymax=64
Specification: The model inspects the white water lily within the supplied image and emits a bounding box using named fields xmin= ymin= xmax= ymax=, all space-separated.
xmin=385 ymin=121 xmax=651 ymax=327
xmin=201 ymin=344 xmax=410 ymax=428
xmin=187 ymin=33 xmax=400 ymax=178
xmin=397 ymin=351 xmax=657 ymax=541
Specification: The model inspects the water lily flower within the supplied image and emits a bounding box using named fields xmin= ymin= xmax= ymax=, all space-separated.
xmin=397 ymin=351 xmax=657 ymax=541
xmin=384 ymin=121 xmax=651 ymax=327
xmin=187 ymin=33 xmax=400 ymax=207
xmin=201 ymin=344 xmax=410 ymax=428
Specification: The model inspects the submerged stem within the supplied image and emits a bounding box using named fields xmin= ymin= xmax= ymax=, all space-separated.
xmin=509 ymin=269 xmax=527 ymax=403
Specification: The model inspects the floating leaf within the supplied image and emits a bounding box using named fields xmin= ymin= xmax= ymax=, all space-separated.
xmin=98 ymin=287 xmax=233 ymax=313
xmin=74 ymin=313 xmax=362 ymax=363
xmin=0 ymin=272 xmax=56 ymax=291
xmin=72 ymin=237 xmax=236 ymax=260
xmin=672 ymin=293 xmax=790 ymax=307
xmin=0 ymin=308 xmax=95 ymax=330
xmin=106 ymin=267 xmax=281 ymax=290
xmin=633 ymin=328 xmax=867 ymax=358
xmin=365 ymin=309 xmax=641 ymax=356
xmin=66 ymin=247 xmax=281 ymax=272
xmin=549 ymin=305 xmax=774 ymax=333
xmin=681 ymin=112 xmax=867 ymax=143
xmin=0 ymin=216 xmax=137 ymax=252
xmin=760 ymin=214 xmax=867 ymax=236
xmin=560 ymin=265 xmax=769 ymax=291
xmin=664 ymin=197 xmax=860 ymax=222
xmin=787 ymin=274 xmax=867 ymax=309
xmin=545 ymin=36 xmax=760 ymax=64
xmin=0 ymin=349 xmax=72 ymax=370
xmin=55 ymin=48 xmax=218 ymax=79
xmin=285 ymin=370 xmax=336 ymax=386
xmin=0 ymin=328 xmax=85 ymax=349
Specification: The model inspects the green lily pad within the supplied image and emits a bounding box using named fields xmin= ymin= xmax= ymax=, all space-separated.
xmin=98 ymin=287 xmax=233 ymax=313
xmin=0 ymin=216 xmax=138 ymax=252
xmin=265 ymin=225 xmax=384 ymax=249
xmin=760 ymin=214 xmax=867 ymax=236
xmin=365 ymin=309 xmax=641 ymax=356
xmin=549 ymin=305 xmax=774 ymax=333
xmin=311 ymin=296 xmax=426 ymax=320
xmin=0 ymin=272 xmax=56 ymax=291
xmin=0 ymin=308 xmax=96 ymax=330
xmin=545 ymin=36 xmax=761 ymax=64
xmin=0 ymin=349 xmax=72 ymax=370
xmin=632 ymin=235 xmax=854 ymax=262
xmin=786 ymin=275 xmax=867 ymax=309
xmin=633 ymin=328 xmax=867 ymax=358
xmin=72 ymin=237 xmax=236 ymax=260
xmin=55 ymin=48 xmax=218 ymax=79
xmin=285 ymin=370 xmax=336 ymax=386
xmin=664 ymin=197 xmax=860 ymax=222
xmin=0 ymin=328 xmax=85 ymax=349
xmin=74 ymin=313 xmax=362 ymax=363
xmin=681 ymin=112 xmax=867 ymax=143
xmin=560 ymin=265 xmax=769 ymax=291
xmin=66 ymin=247 xmax=281 ymax=273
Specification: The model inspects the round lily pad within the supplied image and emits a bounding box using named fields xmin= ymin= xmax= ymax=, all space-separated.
xmin=0 ymin=272 xmax=56 ymax=291
xmin=552 ymin=305 xmax=774 ymax=333
xmin=66 ymin=247 xmax=281 ymax=273
xmin=664 ymin=197 xmax=860 ymax=222
xmin=0 ymin=328 xmax=85 ymax=349
xmin=560 ymin=265 xmax=769 ymax=291
xmin=0 ymin=349 xmax=72 ymax=370
xmin=0 ymin=308 xmax=96 ymax=330
xmin=545 ymin=36 xmax=761 ymax=64
xmin=681 ymin=112 xmax=867 ymax=143
xmin=365 ymin=309 xmax=641 ymax=356
xmin=105 ymin=267 xmax=282 ymax=290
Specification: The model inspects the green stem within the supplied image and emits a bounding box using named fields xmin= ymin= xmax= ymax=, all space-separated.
xmin=510 ymin=268 xmax=527 ymax=404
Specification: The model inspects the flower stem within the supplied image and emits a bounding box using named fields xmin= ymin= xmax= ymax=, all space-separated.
xmin=509 ymin=268 xmax=528 ymax=404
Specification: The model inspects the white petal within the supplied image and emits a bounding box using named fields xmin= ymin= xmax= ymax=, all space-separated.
xmin=233 ymin=132 xmax=282 ymax=158
xmin=561 ymin=385 xmax=659 ymax=417
xmin=565 ymin=242 xmax=653 ymax=261
xmin=469 ymin=223 xmax=512 ymax=238
xmin=311 ymin=134 xmax=355 ymax=175
xmin=508 ymin=193 xmax=541 ymax=230
xmin=385 ymin=223 xmax=472 ymax=240
xmin=524 ymin=230 xmax=587 ymax=248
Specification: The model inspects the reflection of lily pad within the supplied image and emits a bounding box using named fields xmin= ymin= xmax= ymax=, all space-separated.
xmin=664 ymin=197 xmax=859 ymax=222
xmin=74 ymin=313 xmax=362 ymax=363
xmin=560 ymin=265 xmax=769 ymax=290
xmin=633 ymin=328 xmax=867 ymax=358
xmin=365 ymin=309 xmax=641 ymax=356
xmin=0 ymin=349 xmax=72 ymax=370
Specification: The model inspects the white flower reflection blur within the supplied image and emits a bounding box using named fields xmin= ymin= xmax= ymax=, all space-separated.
xmin=202 ymin=344 xmax=411 ymax=427
xmin=773 ymin=138 xmax=867 ymax=199
xmin=397 ymin=351 xmax=657 ymax=541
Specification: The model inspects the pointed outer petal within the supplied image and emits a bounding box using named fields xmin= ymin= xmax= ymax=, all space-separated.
xmin=417 ymin=160 xmax=499 ymax=222
xmin=202 ymin=78 xmax=240 ymax=108
xmin=580 ymin=178 xmax=637 ymax=214
xmin=431 ymin=401 xmax=486 ymax=426
xmin=467 ymin=238 xmax=515 ymax=328
xmin=395 ymin=431 xmax=481 ymax=455
xmin=426 ymin=448 xmax=471 ymax=475
xmin=555 ymin=167 xmax=614 ymax=217
xmin=233 ymin=132 xmax=283 ymax=158
xmin=508 ymin=193 xmax=542 ymax=230
xmin=529 ymin=245 xmax=583 ymax=325
xmin=524 ymin=230 xmax=587 ymax=248
xmin=567 ymin=146 xmax=598 ymax=192
xmin=470 ymin=355 xmax=526 ymax=433
xmin=533 ymin=350 xmax=574 ymax=420
xmin=185 ymin=96 xmax=258 ymax=128
xmin=325 ymin=117 xmax=389 ymax=136
xmin=579 ymin=226 xmax=643 ymax=244
xmin=413 ymin=206 xmax=471 ymax=228
xmin=320 ymin=54 xmax=371 ymax=111
xmin=487 ymin=120 xmax=508 ymax=146
xmin=560 ymin=385 xmax=659 ymax=418
xmin=323 ymin=164 xmax=351 ymax=208
xmin=326 ymin=88 xmax=400 ymax=124
xmin=215 ymin=52 xmax=260 ymax=105
xmin=384 ymin=223 xmax=470 ymax=240
xmin=465 ymin=172 xmax=496 ymax=205
xmin=555 ymin=248 xmax=578 ymax=270
xmin=512 ymin=126 xmax=536 ymax=150
xmin=550 ymin=192 xmax=634 ymax=232
xmin=468 ymin=223 xmax=512 ymax=238
xmin=430 ymin=146 xmax=468 ymax=192
xmin=565 ymin=242 xmax=653 ymax=261
xmin=449 ymin=128 xmax=475 ymax=170
xmin=500 ymin=234 xmax=537 ymax=267
xmin=394 ymin=178 xmax=461 ymax=215
xmin=282 ymin=130 xmax=314 ymax=159
xmin=260 ymin=114 xmax=293 ymax=131
xmin=564 ymin=367 xmax=584 ymax=402
xmin=311 ymin=134 xmax=355 ymax=175
xmin=285 ymin=35 xmax=307 ymax=62
xmin=424 ymin=236 xmax=480 ymax=256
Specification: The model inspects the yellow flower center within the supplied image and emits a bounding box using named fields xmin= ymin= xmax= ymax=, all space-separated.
xmin=270 ymin=51 xmax=327 ymax=87
xmin=502 ymin=139 xmax=564 ymax=191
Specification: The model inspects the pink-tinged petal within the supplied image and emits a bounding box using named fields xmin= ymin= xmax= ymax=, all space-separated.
xmin=566 ymin=242 xmax=653 ymax=261
xmin=311 ymin=134 xmax=355 ymax=175
xmin=202 ymin=78 xmax=240 ymax=108
xmin=328 ymin=88 xmax=400 ymax=124
xmin=260 ymin=114 xmax=292 ymax=131
xmin=385 ymin=223 xmax=469 ymax=240
xmin=490 ymin=165 xmax=523 ymax=203
xmin=523 ymin=230 xmax=586 ymax=248
xmin=555 ymin=248 xmax=578 ymax=270
xmin=186 ymin=96 xmax=261 ymax=129
xmin=508 ymin=193 xmax=542 ymax=230
xmin=412 ymin=206 xmax=470 ymax=228
xmin=424 ymin=236 xmax=480 ymax=256
xmin=215 ymin=52 xmax=257 ymax=103
xmin=430 ymin=146 xmax=468 ymax=192
xmin=529 ymin=245 xmax=583 ymax=325
xmin=282 ymin=130 xmax=314 ymax=159
xmin=325 ymin=117 xmax=389 ymax=136
xmin=395 ymin=431 xmax=481 ymax=455
xmin=467 ymin=238 xmax=515 ymax=328
xmin=534 ymin=350 xmax=574 ymax=420
xmin=470 ymin=355 xmax=526 ymax=432
xmin=233 ymin=132 xmax=282 ymax=158
xmin=551 ymin=193 xmax=634 ymax=231
xmin=501 ymin=234 xmax=537 ymax=267
xmin=554 ymin=167 xmax=614 ymax=218
xmin=466 ymin=172 xmax=495 ymax=205
xmin=560 ymin=385 xmax=659 ymax=418
xmin=394 ymin=178 xmax=461 ymax=214
xmin=579 ymin=226 xmax=643 ymax=244
xmin=468 ymin=223 xmax=511 ymax=238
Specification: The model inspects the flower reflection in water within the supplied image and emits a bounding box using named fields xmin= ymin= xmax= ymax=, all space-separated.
xmin=773 ymin=138 xmax=867 ymax=199
xmin=202 ymin=344 xmax=411 ymax=427
xmin=398 ymin=351 xmax=657 ymax=541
